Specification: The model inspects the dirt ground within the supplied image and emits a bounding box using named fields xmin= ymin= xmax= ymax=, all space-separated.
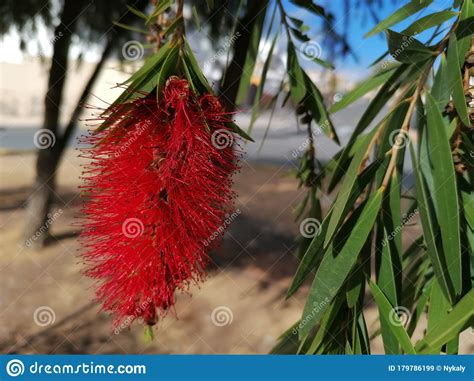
xmin=1 ymin=151 xmax=472 ymax=354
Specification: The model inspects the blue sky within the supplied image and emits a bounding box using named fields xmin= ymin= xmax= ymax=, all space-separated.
xmin=284 ymin=0 xmax=457 ymax=69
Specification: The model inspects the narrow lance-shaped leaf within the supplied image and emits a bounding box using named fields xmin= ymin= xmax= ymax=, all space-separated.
xmin=299 ymin=189 xmax=383 ymax=338
xmin=409 ymin=141 xmax=455 ymax=303
xmin=427 ymin=279 xmax=452 ymax=352
xmin=248 ymin=33 xmax=278 ymax=135
xmin=287 ymin=42 xmax=306 ymax=104
xmin=369 ymin=280 xmax=416 ymax=354
xmin=446 ymin=33 xmax=470 ymax=126
xmin=365 ymin=0 xmax=433 ymax=37
xmin=401 ymin=10 xmax=457 ymax=36
xmin=416 ymin=288 xmax=474 ymax=353
xmin=385 ymin=30 xmax=434 ymax=64
xmin=431 ymin=53 xmax=450 ymax=108
xmin=329 ymin=68 xmax=395 ymax=113
xmin=235 ymin=2 xmax=268 ymax=105
xmin=425 ymin=92 xmax=462 ymax=296
xmin=323 ymin=129 xmax=377 ymax=248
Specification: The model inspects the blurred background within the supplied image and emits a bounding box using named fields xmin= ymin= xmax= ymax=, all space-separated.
xmin=1 ymin=0 xmax=472 ymax=354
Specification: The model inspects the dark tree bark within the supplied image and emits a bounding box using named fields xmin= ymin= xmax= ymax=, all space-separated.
xmin=218 ymin=1 xmax=268 ymax=112
xmin=23 ymin=0 xmax=86 ymax=249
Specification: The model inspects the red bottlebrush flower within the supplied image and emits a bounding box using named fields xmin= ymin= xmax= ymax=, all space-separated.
xmin=79 ymin=77 xmax=239 ymax=328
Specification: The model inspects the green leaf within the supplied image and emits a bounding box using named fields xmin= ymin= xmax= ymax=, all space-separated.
xmin=227 ymin=121 xmax=254 ymax=142
xmin=416 ymin=288 xmax=474 ymax=353
xmin=126 ymin=5 xmax=148 ymax=20
xmin=461 ymin=189 xmax=474 ymax=231
xmin=409 ymin=142 xmax=455 ymax=304
xmin=287 ymin=42 xmax=306 ymax=104
xmin=299 ymin=189 xmax=383 ymax=338
xmin=323 ymin=129 xmax=377 ymax=248
xmin=427 ymin=280 xmax=451 ymax=352
xmin=155 ymin=44 xmax=180 ymax=100
xmin=401 ymin=10 xmax=457 ymax=36
xmin=446 ymin=33 xmax=470 ymax=126
xmin=425 ymin=92 xmax=462 ymax=296
xmin=369 ymin=280 xmax=416 ymax=354
xmin=302 ymin=71 xmax=339 ymax=143
xmin=121 ymin=40 xmax=173 ymax=86
xmin=386 ymin=30 xmax=434 ymax=64
xmin=235 ymin=3 xmax=268 ymax=104
xmin=305 ymin=297 xmax=344 ymax=354
xmin=248 ymin=33 xmax=278 ymax=135
xmin=365 ymin=0 xmax=433 ymax=37
xmin=163 ymin=16 xmax=183 ymax=36
xmin=113 ymin=21 xmax=148 ymax=34
xmin=329 ymin=68 xmax=395 ymax=113
xmin=290 ymin=0 xmax=325 ymax=17
xmin=376 ymin=171 xmax=403 ymax=354
xmin=206 ymin=0 xmax=214 ymax=10
xmin=431 ymin=53 xmax=450 ymax=108
xmin=270 ymin=321 xmax=301 ymax=354
xmin=192 ymin=6 xmax=201 ymax=30
xmin=147 ymin=0 xmax=173 ymax=24
xmin=183 ymin=38 xmax=212 ymax=93
xmin=455 ymin=0 xmax=474 ymax=66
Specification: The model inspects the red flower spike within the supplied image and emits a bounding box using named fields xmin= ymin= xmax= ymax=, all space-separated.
xmin=79 ymin=77 xmax=240 ymax=329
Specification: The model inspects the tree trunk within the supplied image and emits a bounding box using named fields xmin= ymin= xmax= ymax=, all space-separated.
xmin=23 ymin=0 xmax=85 ymax=249
xmin=218 ymin=1 xmax=268 ymax=112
